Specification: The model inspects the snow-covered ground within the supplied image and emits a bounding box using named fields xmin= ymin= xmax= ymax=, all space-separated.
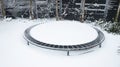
xmin=0 ymin=18 xmax=120 ymax=67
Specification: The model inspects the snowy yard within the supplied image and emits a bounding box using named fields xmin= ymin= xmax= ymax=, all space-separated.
xmin=0 ymin=18 xmax=120 ymax=67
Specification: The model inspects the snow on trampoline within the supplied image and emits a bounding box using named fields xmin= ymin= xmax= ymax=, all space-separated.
xmin=30 ymin=21 xmax=98 ymax=45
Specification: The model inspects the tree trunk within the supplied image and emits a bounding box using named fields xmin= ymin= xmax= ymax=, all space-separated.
xmin=0 ymin=0 xmax=6 ymax=18
xmin=56 ymin=0 xmax=59 ymax=21
xmin=80 ymin=0 xmax=85 ymax=22
xmin=115 ymin=0 xmax=120 ymax=22
xmin=29 ymin=0 xmax=34 ymax=19
xmin=59 ymin=0 xmax=62 ymax=20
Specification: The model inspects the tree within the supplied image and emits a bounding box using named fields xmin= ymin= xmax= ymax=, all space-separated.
xmin=115 ymin=0 xmax=120 ymax=22
xmin=29 ymin=0 xmax=34 ymax=19
xmin=0 ymin=0 xmax=6 ymax=18
xmin=80 ymin=0 xmax=85 ymax=22
xmin=56 ymin=0 xmax=59 ymax=20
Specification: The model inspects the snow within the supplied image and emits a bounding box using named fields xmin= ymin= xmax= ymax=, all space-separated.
xmin=0 ymin=18 xmax=120 ymax=67
xmin=3 ymin=17 xmax=12 ymax=21
xmin=93 ymin=3 xmax=100 ymax=7
xmin=30 ymin=20 xmax=98 ymax=45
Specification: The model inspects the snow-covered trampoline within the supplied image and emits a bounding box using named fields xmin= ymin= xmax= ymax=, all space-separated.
xmin=24 ymin=21 xmax=105 ymax=55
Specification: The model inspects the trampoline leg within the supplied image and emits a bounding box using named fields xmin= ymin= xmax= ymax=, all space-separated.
xmin=99 ymin=44 xmax=101 ymax=48
xmin=27 ymin=41 xmax=29 ymax=45
xmin=67 ymin=51 xmax=70 ymax=56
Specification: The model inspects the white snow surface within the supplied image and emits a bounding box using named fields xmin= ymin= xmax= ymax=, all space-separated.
xmin=0 ymin=18 xmax=120 ymax=67
xmin=93 ymin=3 xmax=100 ymax=7
xmin=30 ymin=21 xmax=98 ymax=45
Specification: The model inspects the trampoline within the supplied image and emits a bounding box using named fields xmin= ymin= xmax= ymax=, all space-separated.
xmin=24 ymin=21 xmax=105 ymax=55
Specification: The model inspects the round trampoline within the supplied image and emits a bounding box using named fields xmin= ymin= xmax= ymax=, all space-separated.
xmin=24 ymin=21 xmax=105 ymax=54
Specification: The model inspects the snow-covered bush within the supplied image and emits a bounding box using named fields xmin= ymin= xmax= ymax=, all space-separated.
xmin=88 ymin=19 xmax=120 ymax=34
xmin=106 ymin=22 xmax=120 ymax=34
